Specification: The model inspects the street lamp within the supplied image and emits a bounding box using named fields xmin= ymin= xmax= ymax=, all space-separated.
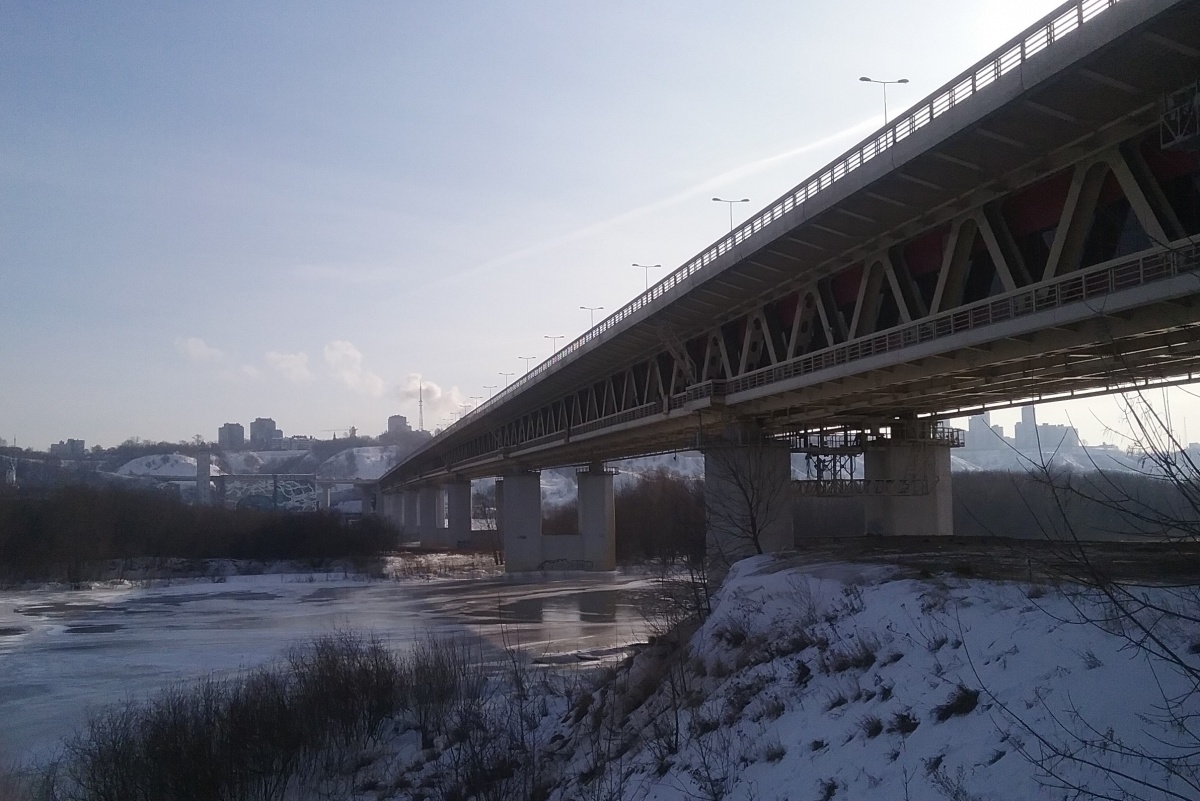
xmin=519 ymin=356 xmax=536 ymax=373
xmin=500 ymin=371 xmax=515 ymax=387
xmin=483 ymin=384 xmax=497 ymax=398
xmin=632 ymin=263 xmax=663 ymax=292
xmin=470 ymin=395 xmax=483 ymax=409
xmin=712 ymin=197 xmax=750 ymax=232
xmin=859 ymin=76 xmax=909 ymax=125
xmin=544 ymin=335 xmax=564 ymax=354
xmin=580 ymin=305 xmax=604 ymax=327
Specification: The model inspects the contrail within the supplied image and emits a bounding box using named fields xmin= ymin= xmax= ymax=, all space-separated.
xmin=470 ymin=115 xmax=880 ymax=274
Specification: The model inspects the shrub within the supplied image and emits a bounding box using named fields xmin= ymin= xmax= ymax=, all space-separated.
xmin=888 ymin=710 xmax=920 ymax=735
xmin=45 ymin=631 xmax=408 ymax=801
xmin=933 ymin=685 xmax=980 ymax=722
xmin=819 ymin=636 xmax=878 ymax=674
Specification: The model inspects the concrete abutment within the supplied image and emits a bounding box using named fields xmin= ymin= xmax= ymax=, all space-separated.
xmin=862 ymin=435 xmax=953 ymax=538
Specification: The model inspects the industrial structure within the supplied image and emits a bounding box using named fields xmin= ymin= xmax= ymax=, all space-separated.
xmin=379 ymin=0 xmax=1200 ymax=571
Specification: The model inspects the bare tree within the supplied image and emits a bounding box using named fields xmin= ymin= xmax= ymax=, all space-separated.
xmin=472 ymin=483 xmax=503 ymax=565
xmin=982 ymin=390 xmax=1200 ymax=801
xmin=703 ymin=430 xmax=794 ymax=576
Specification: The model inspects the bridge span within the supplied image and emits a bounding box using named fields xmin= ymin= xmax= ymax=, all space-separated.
xmin=379 ymin=0 xmax=1200 ymax=571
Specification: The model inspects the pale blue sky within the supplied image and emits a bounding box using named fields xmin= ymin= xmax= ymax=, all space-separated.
xmin=4 ymin=0 xmax=1177 ymax=449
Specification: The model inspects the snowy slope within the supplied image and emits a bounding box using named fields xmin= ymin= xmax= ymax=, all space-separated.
xmin=376 ymin=553 xmax=1199 ymax=801
xmin=115 ymin=453 xmax=224 ymax=478
xmin=222 ymin=450 xmax=310 ymax=474
xmin=539 ymin=555 xmax=1199 ymax=801
xmin=316 ymin=446 xmax=405 ymax=481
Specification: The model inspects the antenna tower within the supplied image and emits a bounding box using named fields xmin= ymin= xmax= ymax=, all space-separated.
xmin=418 ymin=383 xmax=424 ymax=431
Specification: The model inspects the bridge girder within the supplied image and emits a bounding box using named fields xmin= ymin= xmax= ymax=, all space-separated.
xmin=381 ymin=0 xmax=1200 ymax=490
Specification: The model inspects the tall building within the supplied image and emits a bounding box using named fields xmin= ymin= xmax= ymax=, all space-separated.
xmin=388 ymin=415 xmax=412 ymax=435
xmin=48 ymin=439 xmax=85 ymax=458
xmin=249 ymin=417 xmax=279 ymax=447
xmin=1014 ymin=405 xmax=1039 ymax=450
xmin=218 ymin=423 xmax=245 ymax=450
xmin=966 ymin=412 xmax=1001 ymax=450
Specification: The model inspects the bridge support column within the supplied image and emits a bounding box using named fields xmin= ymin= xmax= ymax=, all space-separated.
xmin=446 ymin=480 xmax=472 ymax=549
xmin=703 ymin=427 xmax=793 ymax=575
xmin=499 ymin=472 xmax=542 ymax=572
xmin=376 ymin=491 xmax=393 ymax=521
xmin=862 ymin=430 xmax=953 ymax=538
xmin=196 ymin=451 xmax=211 ymax=505
xmin=401 ymin=491 xmax=419 ymax=540
xmin=418 ymin=486 xmax=443 ymax=547
xmin=577 ymin=464 xmax=616 ymax=571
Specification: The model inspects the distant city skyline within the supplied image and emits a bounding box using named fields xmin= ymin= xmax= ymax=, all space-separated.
xmin=4 ymin=0 xmax=1195 ymax=450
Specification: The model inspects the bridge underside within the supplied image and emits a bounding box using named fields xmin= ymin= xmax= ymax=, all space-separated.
xmin=400 ymin=241 xmax=1200 ymax=483
xmin=382 ymin=0 xmax=1200 ymax=492
xmin=371 ymin=0 xmax=1200 ymax=572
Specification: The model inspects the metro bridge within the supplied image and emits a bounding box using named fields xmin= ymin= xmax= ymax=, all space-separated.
xmin=379 ymin=0 xmax=1200 ymax=571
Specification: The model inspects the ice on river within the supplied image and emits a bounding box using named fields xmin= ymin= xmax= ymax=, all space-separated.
xmin=0 ymin=571 xmax=658 ymax=764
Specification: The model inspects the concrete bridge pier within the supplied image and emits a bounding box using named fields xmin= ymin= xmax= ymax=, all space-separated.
xmin=862 ymin=424 xmax=953 ymax=538
xmin=400 ymin=490 xmax=419 ymax=541
xmin=196 ymin=451 xmax=212 ymax=505
xmin=703 ymin=426 xmax=793 ymax=571
xmin=377 ymin=490 xmax=400 ymax=523
xmin=445 ymin=480 xmax=472 ymax=549
xmin=577 ymin=464 xmax=616 ymax=570
xmin=498 ymin=472 xmax=542 ymax=571
xmin=418 ymin=486 xmax=444 ymax=547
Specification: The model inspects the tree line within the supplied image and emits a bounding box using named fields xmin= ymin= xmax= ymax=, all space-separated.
xmin=0 ymin=484 xmax=398 ymax=584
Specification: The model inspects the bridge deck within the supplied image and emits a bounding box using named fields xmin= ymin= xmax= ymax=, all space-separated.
xmin=383 ymin=0 xmax=1200 ymax=489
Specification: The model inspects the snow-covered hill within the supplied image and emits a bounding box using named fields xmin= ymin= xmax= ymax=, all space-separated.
xmin=222 ymin=450 xmax=310 ymax=475
xmin=316 ymin=446 xmax=405 ymax=481
xmin=115 ymin=453 xmax=224 ymax=478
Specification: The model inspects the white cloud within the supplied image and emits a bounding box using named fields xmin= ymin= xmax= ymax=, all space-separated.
xmin=395 ymin=373 xmax=467 ymax=428
xmin=324 ymin=340 xmax=384 ymax=397
xmin=177 ymin=336 xmax=224 ymax=364
xmin=266 ymin=351 xmax=314 ymax=383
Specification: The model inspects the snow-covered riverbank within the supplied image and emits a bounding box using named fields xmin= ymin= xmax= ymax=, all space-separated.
xmin=363 ymin=553 xmax=1199 ymax=801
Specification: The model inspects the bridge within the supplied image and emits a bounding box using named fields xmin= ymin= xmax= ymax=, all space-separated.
xmin=378 ymin=0 xmax=1200 ymax=571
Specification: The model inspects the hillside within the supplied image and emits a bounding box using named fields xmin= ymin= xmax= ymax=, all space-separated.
xmin=373 ymin=553 xmax=1198 ymax=801
xmin=114 ymin=453 xmax=225 ymax=478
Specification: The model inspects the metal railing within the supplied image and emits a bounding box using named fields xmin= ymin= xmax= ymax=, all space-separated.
xmin=438 ymin=0 xmax=1124 ymax=440
xmin=794 ymin=478 xmax=932 ymax=497
xmin=383 ymin=0 xmax=1132 ymax=488
xmin=725 ymin=243 xmax=1200 ymax=398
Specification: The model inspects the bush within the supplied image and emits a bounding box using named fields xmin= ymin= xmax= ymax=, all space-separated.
xmin=43 ymin=632 xmax=405 ymax=801
xmin=933 ymin=685 xmax=980 ymax=722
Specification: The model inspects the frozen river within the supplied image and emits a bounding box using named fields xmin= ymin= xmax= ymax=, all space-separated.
xmin=0 ymin=570 xmax=661 ymax=765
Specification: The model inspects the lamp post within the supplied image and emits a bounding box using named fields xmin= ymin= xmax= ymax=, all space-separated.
xmin=544 ymin=335 xmax=564 ymax=355
xmin=519 ymin=356 xmax=536 ymax=373
xmin=632 ymin=263 xmax=663 ymax=292
xmin=580 ymin=305 xmax=604 ymax=328
xmin=500 ymin=371 xmax=514 ymax=388
xmin=483 ymin=384 xmax=497 ymax=398
xmin=712 ymin=197 xmax=750 ymax=232
xmin=470 ymin=395 xmax=483 ymax=409
xmin=859 ymin=76 xmax=909 ymax=125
